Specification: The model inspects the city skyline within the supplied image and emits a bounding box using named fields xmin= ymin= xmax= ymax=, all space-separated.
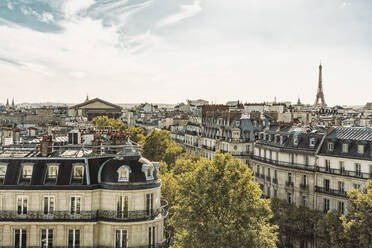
xmin=0 ymin=0 xmax=371 ymax=105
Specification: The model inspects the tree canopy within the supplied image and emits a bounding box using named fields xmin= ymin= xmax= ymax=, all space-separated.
xmin=142 ymin=130 xmax=182 ymax=167
xmin=124 ymin=126 xmax=145 ymax=144
xmin=91 ymin=115 xmax=124 ymax=130
xmin=169 ymin=152 xmax=278 ymax=248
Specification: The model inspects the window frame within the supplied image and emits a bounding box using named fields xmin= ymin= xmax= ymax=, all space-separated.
xmin=43 ymin=195 xmax=55 ymax=215
xmin=41 ymin=229 xmax=53 ymax=248
xmin=117 ymin=165 xmax=131 ymax=182
xmin=0 ymin=163 xmax=7 ymax=179
xmin=14 ymin=229 xmax=27 ymax=248
xmin=68 ymin=229 xmax=80 ymax=248
xmin=327 ymin=142 xmax=334 ymax=152
xmin=357 ymin=144 xmax=364 ymax=154
xmin=342 ymin=143 xmax=349 ymax=153
xmin=72 ymin=164 xmax=84 ymax=180
xmin=70 ymin=196 xmax=81 ymax=215
xmin=22 ymin=164 xmax=34 ymax=179
xmin=115 ymin=229 xmax=128 ymax=248
xmin=47 ymin=164 xmax=59 ymax=180
xmin=16 ymin=195 xmax=28 ymax=215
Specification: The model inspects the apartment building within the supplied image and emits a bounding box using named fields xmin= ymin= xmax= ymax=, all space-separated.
xmin=250 ymin=126 xmax=372 ymax=214
xmin=0 ymin=141 xmax=167 ymax=247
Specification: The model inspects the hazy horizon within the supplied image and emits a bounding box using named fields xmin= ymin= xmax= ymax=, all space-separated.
xmin=0 ymin=0 xmax=371 ymax=105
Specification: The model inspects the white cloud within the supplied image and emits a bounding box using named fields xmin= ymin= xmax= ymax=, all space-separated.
xmin=156 ymin=1 xmax=201 ymax=28
xmin=7 ymin=2 xmax=13 ymax=10
xmin=62 ymin=0 xmax=96 ymax=19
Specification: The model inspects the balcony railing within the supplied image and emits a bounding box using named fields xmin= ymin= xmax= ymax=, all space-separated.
xmin=315 ymin=186 xmax=347 ymax=198
xmin=0 ymin=201 xmax=168 ymax=222
xmin=251 ymin=155 xmax=372 ymax=180
xmin=250 ymin=155 xmax=315 ymax=172
xmin=315 ymin=166 xmax=371 ymax=179
xmin=260 ymin=174 xmax=265 ymax=179
xmin=300 ymin=183 xmax=309 ymax=191
xmin=285 ymin=181 xmax=294 ymax=188
xmin=201 ymin=145 xmax=216 ymax=151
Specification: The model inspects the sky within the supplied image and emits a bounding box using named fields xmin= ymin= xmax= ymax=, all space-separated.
xmin=0 ymin=0 xmax=371 ymax=105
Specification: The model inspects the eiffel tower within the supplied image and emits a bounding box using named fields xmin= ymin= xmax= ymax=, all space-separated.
xmin=314 ymin=63 xmax=327 ymax=107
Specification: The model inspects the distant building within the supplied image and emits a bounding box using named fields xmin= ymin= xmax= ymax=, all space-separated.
xmin=68 ymin=98 xmax=122 ymax=121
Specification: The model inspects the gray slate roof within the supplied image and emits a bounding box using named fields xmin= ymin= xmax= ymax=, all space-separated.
xmin=331 ymin=127 xmax=372 ymax=141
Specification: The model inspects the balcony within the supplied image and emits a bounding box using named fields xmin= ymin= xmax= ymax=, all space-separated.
xmin=0 ymin=201 xmax=168 ymax=222
xmin=315 ymin=166 xmax=371 ymax=179
xmin=250 ymin=155 xmax=315 ymax=172
xmin=300 ymin=183 xmax=309 ymax=191
xmin=285 ymin=181 xmax=294 ymax=188
xmin=202 ymin=145 xmax=216 ymax=151
xmin=315 ymin=186 xmax=347 ymax=198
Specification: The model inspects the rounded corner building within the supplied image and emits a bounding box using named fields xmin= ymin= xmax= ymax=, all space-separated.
xmin=0 ymin=139 xmax=167 ymax=247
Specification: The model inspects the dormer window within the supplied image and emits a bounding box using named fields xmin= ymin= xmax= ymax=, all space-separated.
xmin=48 ymin=165 xmax=59 ymax=179
xmin=0 ymin=164 xmax=7 ymax=179
xmin=328 ymin=142 xmax=334 ymax=152
xmin=358 ymin=145 xmax=364 ymax=154
xmin=73 ymin=165 xmax=84 ymax=179
xmin=22 ymin=164 xmax=33 ymax=179
xmin=280 ymin=136 xmax=284 ymax=144
xmin=342 ymin=143 xmax=349 ymax=153
xmin=142 ymin=164 xmax=154 ymax=180
xmin=293 ymin=136 xmax=299 ymax=146
xmin=117 ymin=165 xmax=130 ymax=182
xmin=310 ymin=138 xmax=316 ymax=148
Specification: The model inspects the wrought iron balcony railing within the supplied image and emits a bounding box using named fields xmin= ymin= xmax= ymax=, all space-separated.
xmin=285 ymin=181 xmax=294 ymax=188
xmin=250 ymin=155 xmax=315 ymax=172
xmin=300 ymin=183 xmax=309 ymax=191
xmin=315 ymin=186 xmax=347 ymax=198
xmin=0 ymin=201 xmax=168 ymax=222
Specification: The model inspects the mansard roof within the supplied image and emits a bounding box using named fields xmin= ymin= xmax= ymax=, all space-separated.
xmin=328 ymin=127 xmax=372 ymax=141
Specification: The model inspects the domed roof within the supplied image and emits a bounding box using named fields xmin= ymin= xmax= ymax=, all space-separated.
xmin=98 ymin=139 xmax=160 ymax=187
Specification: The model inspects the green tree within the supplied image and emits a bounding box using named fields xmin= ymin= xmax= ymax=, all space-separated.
xmin=317 ymin=210 xmax=345 ymax=248
xmin=91 ymin=116 xmax=124 ymax=130
xmin=271 ymin=199 xmax=322 ymax=248
xmin=142 ymin=130 xmax=182 ymax=166
xmin=341 ymin=180 xmax=372 ymax=247
xmin=169 ymin=152 xmax=278 ymax=248
xmin=124 ymin=126 xmax=145 ymax=143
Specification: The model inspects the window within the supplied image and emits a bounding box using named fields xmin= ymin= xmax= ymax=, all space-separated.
xmin=288 ymin=173 xmax=292 ymax=183
xmin=267 ymin=186 xmax=271 ymax=198
xmin=339 ymin=161 xmax=345 ymax=174
xmin=358 ymin=145 xmax=364 ymax=154
xmin=355 ymin=163 xmax=361 ymax=177
xmin=146 ymin=193 xmax=153 ymax=216
xmin=293 ymin=136 xmax=298 ymax=146
xmin=43 ymin=196 xmax=54 ymax=215
xmin=17 ymin=196 xmax=27 ymax=215
xmin=338 ymin=201 xmax=345 ymax=214
xmin=115 ymin=230 xmax=128 ymax=248
xmin=73 ymin=165 xmax=84 ymax=179
xmin=353 ymin=184 xmax=360 ymax=190
xmin=14 ymin=229 xmax=27 ymax=248
xmin=118 ymin=166 xmax=130 ymax=182
xmin=338 ymin=181 xmax=345 ymax=193
xmin=328 ymin=142 xmax=334 ymax=151
xmin=302 ymin=175 xmax=307 ymax=186
xmin=274 ymin=170 xmax=277 ymax=180
xmin=325 ymin=160 xmax=331 ymax=171
xmin=274 ymin=189 xmax=277 ymax=198
xmin=117 ymin=196 xmax=129 ymax=218
xmin=41 ymin=229 xmax=53 ymax=248
xmin=302 ymin=196 xmax=307 ymax=207
xmin=287 ymin=193 xmax=292 ymax=204
xmin=342 ymin=143 xmax=349 ymax=153
xmin=309 ymin=138 xmax=315 ymax=147
xmin=68 ymin=229 xmax=80 ymax=248
xmin=267 ymin=168 xmax=271 ymax=178
xmin=22 ymin=165 xmax=33 ymax=179
xmin=48 ymin=165 xmax=58 ymax=179
xmin=324 ymin=179 xmax=330 ymax=192
xmin=148 ymin=226 xmax=155 ymax=247
xmin=0 ymin=164 xmax=7 ymax=178
xmin=323 ymin=198 xmax=330 ymax=213
xmin=70 ymin=196 xmax=81 ymax=215
xmin=304 ymin=155 xmax=309 ymax=166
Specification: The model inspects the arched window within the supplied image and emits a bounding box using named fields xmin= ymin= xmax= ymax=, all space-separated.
xmin=117 ymin=165 xmax=131 ymax=182
xmin=142 ymin=164 xmax=154 ymax=180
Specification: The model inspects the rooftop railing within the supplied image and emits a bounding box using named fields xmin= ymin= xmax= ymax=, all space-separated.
xmin=250 ymin=155 xmax=315 ymax=172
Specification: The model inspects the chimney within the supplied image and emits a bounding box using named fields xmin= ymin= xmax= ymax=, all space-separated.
xmin=41 ymin=135 xmax=54 ymax=157
xmin=92 ymin=135 xmax=102 ymax=155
